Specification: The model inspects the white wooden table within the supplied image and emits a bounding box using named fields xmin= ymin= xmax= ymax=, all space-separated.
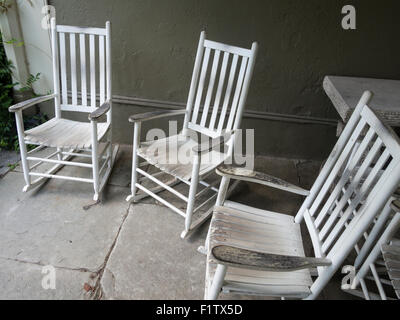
xmin=323 ymin=76 xmax=400 ymax=135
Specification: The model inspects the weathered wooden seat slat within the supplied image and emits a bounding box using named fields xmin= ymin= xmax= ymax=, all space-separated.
xmin=137 ymin=134 xmax=228 ymax=181
xmin=25 ymin=118 xmax=109 ymax=149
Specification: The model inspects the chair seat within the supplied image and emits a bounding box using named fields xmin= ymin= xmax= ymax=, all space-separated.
xmin=25 ymin=118 xmax=109 ymax=149
xmin=138 ymin=134 xmax=228 ymax=181
xmin=206 ymin=201 xmax=313 ymax=298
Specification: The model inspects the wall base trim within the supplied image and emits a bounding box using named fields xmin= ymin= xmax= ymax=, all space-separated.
xmin=68 ymin=91 xmax=338 ymax=126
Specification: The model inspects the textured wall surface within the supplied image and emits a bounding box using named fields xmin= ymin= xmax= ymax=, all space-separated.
xmin=47 ymin=0 xmax=400 ymax=160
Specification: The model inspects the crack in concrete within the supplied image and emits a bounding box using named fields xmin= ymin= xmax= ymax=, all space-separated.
xmin=0 ymin=256 xmax=98 ymax=273
xmin=91 ymin=203 xmax=132 ymax=299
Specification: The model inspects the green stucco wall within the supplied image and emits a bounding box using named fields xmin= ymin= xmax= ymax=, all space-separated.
xmin=47 ymin=0 xmax=400 ymax=160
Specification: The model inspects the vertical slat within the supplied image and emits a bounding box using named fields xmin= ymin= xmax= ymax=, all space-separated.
xmin=191 ymin=47 xmax=211 ymax=124
xmin=200 ymin=50 xmax=220 ymax=127
xmin=59 ymin=32 xmax=68 ymax=105
xmin=217 ymin=54 xmax=239 ymax=133
xmin=209 ymin=52 xmax=229 ymax=130
xmin=294 ymin=91 xmax=373 ymax=224
xmin=309 ymin=118 xmax=367 ymax=216
xmin=231 ymin=42 xmax=258 ymax=131
xmin=89 ymin=34 xmax=96 ymax=107
xmin=80 ymin=34 xmax=87 ymax=107
xmin=321 ymin=149 xmax=392 ymax=253
xmin=99 ymin=35 xmax=105 ymax=105
xmin=314 ymin=128 xmax=377 ymax=228
xmin=318 ymin=136 xmax=381 ymax=239
xmin=50 ymin=18 xmax=61 ymax=118
xmin=226 ymin=56 xmax=248 ymax=131
xmin=70 ymin=33 xmax=77 ymax=105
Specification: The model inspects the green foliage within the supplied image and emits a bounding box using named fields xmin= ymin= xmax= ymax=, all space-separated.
xmin=0 ymin=31 xmax=15 ymax=150
xmin=20 ymin=72 xmax=41 ymax=93
xmin=0 ymin=32 xmax=47 ymax=151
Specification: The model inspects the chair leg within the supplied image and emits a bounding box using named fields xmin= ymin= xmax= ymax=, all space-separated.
xmin=183 ymin=154 xmax=201 ymax=236
xmin=15 ymin=111 xmax=31 ymax=191
xmin=91 ymin=121 xmax=100 ymax=201
xmin=126 ymin=122 xmax=141 ymax=203
xmin=206 ymin=264 xmax=227 ymax=300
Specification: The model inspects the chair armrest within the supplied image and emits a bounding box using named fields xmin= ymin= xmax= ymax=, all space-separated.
xmin=8 ymin=94 xmax=56 ymax=113
xmin=128 ymin=109 xmax=187 ymax=123
xmin=88 ymin=100 xmax=111 ymax=121
xmin=192 ymin=130 xmax=234 ymax=155
xmin=211 ymin=245 xmax=331 ymax=272
xmin=216 ymin=164 xmax=310 ymax=196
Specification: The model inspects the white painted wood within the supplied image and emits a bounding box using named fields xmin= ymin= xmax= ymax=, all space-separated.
xmin=200 ymin=49 xmax=220 ymax=127
xmin=135 ymin=183 xmax=186 ymax=218
xmin=30 ymin=171 xmax=93 ymax=183
xmin=59 ymin=32 xmax=68 ymax=105
xmin=346 ymin=204 xmax=400 ymax=300
xmin=127 ymin=122 xmax=141 ymax=202
xmin=70 ymin=33 xmax=77 ymax=106
xmin=205 ymin=93 xmax=400 ymax=300
xmin=232 ymin=42 xmax=258 ymax=131
xmin=185 ymin=154 xmax=200 ymax=233
xmin=217 ymin=54 xmax=238 ymax=133
xmin=60 ymin=104 xmax=97 ymax=113
xmin=191 ymin=47 xmax=211 ymax=124
xmin=137 ymin=167 xmax=188 ymax=202
xmin=56 ymin=25 xmax=107 ymax=36
xmin=295 ymin=91 xmax=373 ymax=223
xmin=89 ymin=34 xmax=96 ymax=108
xmin=207 ymin=264 xmax=227 ymax=300
xmin=182 ymin=31 xmax=206 ymax=135
xmin=308 ymin=118 xmax=367 ymax=217
xmin=209 ymin=52 xmax=229 ymax=130
xmin=128 ymin=32 xmax=257 ymax=236
xmin=24 ymin=118 xmax=109 ymax=149
xmin=204 ymin=39 xmax=252 ymax=57
xmin=14 ymin=111 xmax=30 ymax=187
xmin=99 ymin=35 xmax=105 ymax=104
xmin=11 ymin=20 xmax=116 ymax=200
xmin=50 ymin=18 xmax=61 ymax=118
xmin=137 ymin=134 xmax=228 ymax=181
xmin=226 ymin=56 xmax=248 ymax=131
xmin=91 ymin=120 xmax=99 ymax=200
xmin=27 ymin=156 xmax=92 ymax=168
xmin=80 ymin=33 xmax=87 ymax=107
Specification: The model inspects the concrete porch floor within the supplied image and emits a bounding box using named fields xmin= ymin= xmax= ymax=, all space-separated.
xmin=0 ymin=145 xmax=354 ymax=300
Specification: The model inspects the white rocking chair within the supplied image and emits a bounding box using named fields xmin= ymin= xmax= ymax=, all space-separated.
xmin=126 ymin=32 xmax=258 ymax=238
xmin=204 ymin=91 xmax=400 ymax=300
xmin=9 ymin=18 xmax=118 ymax=201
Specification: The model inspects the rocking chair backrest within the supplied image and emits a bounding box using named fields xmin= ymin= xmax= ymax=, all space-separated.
xmin=295 ymin=91 xmax=400 ymax=299
xmin=50 ymin=18 xmax=111 ymax=122
xmin=182 ymin=32 xmax=258 ymax=138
